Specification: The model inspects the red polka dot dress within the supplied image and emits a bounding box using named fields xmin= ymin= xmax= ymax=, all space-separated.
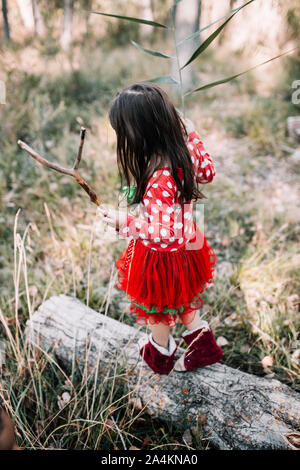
xmin=116 ymin=130 xmax=217 ymax=327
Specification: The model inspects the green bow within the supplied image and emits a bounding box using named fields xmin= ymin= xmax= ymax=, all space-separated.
xmin=122 ymin=186 xmax=136 ymax=204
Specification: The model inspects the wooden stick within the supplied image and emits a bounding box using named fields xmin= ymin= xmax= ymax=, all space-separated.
xmin=17 ymin=127 xmax=102 ymax=207
xmin=73 ymin=127 xmax=86 ymax=170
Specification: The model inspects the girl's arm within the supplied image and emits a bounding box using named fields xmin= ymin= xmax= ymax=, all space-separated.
xmin=187 ymin=130 xmax=215 ymax=184
xmin=118 ymin=177 xmax=182 ymax=245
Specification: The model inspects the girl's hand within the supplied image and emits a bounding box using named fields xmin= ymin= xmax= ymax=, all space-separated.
xmin=96 ymin=205 xmax=127 ymax=231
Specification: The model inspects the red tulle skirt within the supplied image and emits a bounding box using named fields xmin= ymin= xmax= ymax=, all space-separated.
xmin=116 ymin=226 xmax=217 ymax=327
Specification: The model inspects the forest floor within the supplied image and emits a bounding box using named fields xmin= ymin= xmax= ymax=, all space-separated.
xmin=0 ymin=37 xmax=299 ymax=449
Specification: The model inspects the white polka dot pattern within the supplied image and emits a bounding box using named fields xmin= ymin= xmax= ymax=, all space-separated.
xmin=186 ymin=131 xmax=215 ymax=184
xmin=117 ymin=140 xmax=214 ymax=250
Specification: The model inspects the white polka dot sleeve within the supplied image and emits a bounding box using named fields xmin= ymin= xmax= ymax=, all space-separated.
xmin=187 ymin=131 xmax=215 ymax=184
xmin=118 ymin=181 xmax=176 ymax=244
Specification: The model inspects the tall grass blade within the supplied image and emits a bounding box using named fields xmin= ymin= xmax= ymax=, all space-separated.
xmin=180 ymin=0 xmax=254 ymax=70
xmin=177 ymin=0 xmax=255 ymax=47
xmin=130 ymin=40 xmax=174 ymax=59
xmin=87 ymin=11 xmax=168 ymax=29
xmin=143 ymin=76 xmax=179 ymax=84
xmin=184 ymin=47 xmax=299 ymax=95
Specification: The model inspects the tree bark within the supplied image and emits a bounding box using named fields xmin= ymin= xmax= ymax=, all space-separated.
xmin=140 ymin=0 xmax=154 ymax=39
xmin=193 ymin=0 xmax=202 ymax=45
xmin=25 ymin=294 xmax=300 ymax=450
xmin=171 ymin=0 xmax=201 ymax=96
xmin=2 ymin=0 xmax=10 ymax=41
xmin=32 ymin=0 xmax=45 ymax=37
xmin=16 ymin=0 xmax=35 ymax=32
xmin=60 ymin=0 xmax=74 ymax=51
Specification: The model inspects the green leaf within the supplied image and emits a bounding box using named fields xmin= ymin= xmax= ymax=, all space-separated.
xmin=143 ymin=76 xmax=179 ymax=85
xmin=184 ymin=47 xmax=299 ymax=95
xmin=177 ymin=0 xmax=255 ymax=47
xmin=180 ymin=0 xmax=254 ymax=70
xmin=87 ymin=10 xmax=168 ymax=28
xmin=130 ymin=40 xmax=174 ymax=59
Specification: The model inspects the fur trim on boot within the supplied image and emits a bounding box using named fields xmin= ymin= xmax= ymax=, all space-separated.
xmin=138 ymin=334 xmax=177 ymax=374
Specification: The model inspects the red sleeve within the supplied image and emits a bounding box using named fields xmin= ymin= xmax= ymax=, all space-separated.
xmin=187 ymin=130 xmax=215 ymax=184
xmin=118 ymin=175 xmax=177 ymax=244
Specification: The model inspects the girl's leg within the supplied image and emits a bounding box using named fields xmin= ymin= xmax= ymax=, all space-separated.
xmin=138 ymin=320 xmax=176 ymax=375
xmin=150 ymin=322 xmax=170 ymax=350
xmin=185 ymin=310 xmax=204 ymax=331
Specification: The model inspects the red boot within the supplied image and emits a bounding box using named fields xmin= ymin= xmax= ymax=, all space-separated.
xmin=138 ymin=334 xmax=177 ymax=374
xmin=174 ymin=321 xmax=223 ymax=372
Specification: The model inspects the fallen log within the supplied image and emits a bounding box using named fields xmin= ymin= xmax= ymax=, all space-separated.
xmin=25 ymin=294 xmax=300 ymax=450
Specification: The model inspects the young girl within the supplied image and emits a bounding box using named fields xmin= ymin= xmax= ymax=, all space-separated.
xmin=97 ymin=82 xmax=223 ymax=374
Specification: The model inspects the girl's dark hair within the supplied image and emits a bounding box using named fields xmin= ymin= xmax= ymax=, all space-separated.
xmin=108 ymin=82 xmax=205 ymax=205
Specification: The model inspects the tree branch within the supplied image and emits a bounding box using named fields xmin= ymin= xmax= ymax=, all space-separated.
xmin=17 ymin=127 xmax=102 ymax=207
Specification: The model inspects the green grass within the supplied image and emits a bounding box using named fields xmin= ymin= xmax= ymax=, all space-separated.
xmin=224 ymin=96 xmax=292 ymax=155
